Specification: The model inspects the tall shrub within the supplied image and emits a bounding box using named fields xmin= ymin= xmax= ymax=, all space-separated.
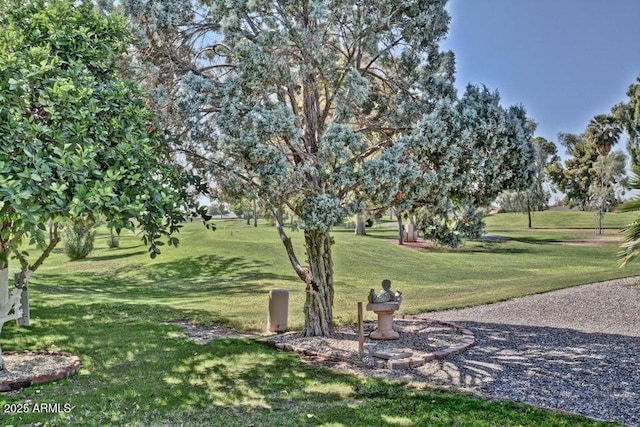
xmin=62 ymin=218 xmax=96 ymax=260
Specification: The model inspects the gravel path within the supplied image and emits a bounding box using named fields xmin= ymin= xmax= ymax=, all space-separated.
xmin=422 ymin=277 xmax=640 ymax=426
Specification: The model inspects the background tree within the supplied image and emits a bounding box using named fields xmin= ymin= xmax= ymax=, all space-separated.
xmin=547 ymin=133 xmax=600 ymax=211
xmin=401 ymin=86 xmax=536 ymax=245
xmin=0 ymin=0 xmax=199 ymax=367
xmin=612 ymin=76 xmax=640 ymax=165
xmin=547 ymin=129 xmax=626 ymax=224
xmin=229 ymin=197 xmax=253 ymax=225
xmin=206 ymin=201 xmax=230 ymax=219
xmin=124 ymin=0 xmax=534 ymax=336
xmin=619 ymin=163 xmax=640 ymax=264
xmin=589 ymin=152 xmax=627 ymax=234
xmin=614 ymin=76 xmax=640 ymax=263
xmin=584 ymin=113 xmax=623 ymax=234
xmin=586 ymin=114 xmax=622 ymax=157
xmin=496 ymin=136 xmax=559 ymax=227
xmin=353 ymin=211 xmax=366 ymax=236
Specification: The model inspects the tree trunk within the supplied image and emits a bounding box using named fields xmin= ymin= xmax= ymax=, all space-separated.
xmin=0 ymin=272 xmax=5 ymax=370
xmin=0 ymin=268 xmax=9 ymax=314
xmin=527 ymin=196 xmax=532 ymax=228
xmin=15 ymin=272 xmax=30 ymax=326
xmin=597 ymin=210 xmax=604 ymax=235
xmin=272 ymin=208 xmax=333 ymax=337
xmin=253 ymin=198 xmax=258 ymax=227
xmin=355 ymin=212 xmax=366 ymax=236
xmin=396 ymin=213 xmax=404 ymax=245
xmin=302 ymin=229 xmax=334 ymax=337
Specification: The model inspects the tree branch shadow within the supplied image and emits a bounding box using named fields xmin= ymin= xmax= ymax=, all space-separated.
xmin=412 ymin=321 xmax=640 ymax=426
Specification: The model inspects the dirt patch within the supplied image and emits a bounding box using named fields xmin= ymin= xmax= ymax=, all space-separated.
xmin=550 ymin=235 xmax=622 ymax=246
xmin=536 ymin=228 xmax=622 ymax=234
xmin=169 ymin=320 xmax=254 ymax=344
xmin=386 ymin=238 xmax=435 ymax=249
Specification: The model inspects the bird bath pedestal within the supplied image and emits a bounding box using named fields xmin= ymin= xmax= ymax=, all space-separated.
xmin=366 ymin=301 xmax=400 ymax=340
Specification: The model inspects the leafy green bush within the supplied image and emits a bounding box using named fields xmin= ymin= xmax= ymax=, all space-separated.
xmin=62 ymin=218 xmax=96 ymax=260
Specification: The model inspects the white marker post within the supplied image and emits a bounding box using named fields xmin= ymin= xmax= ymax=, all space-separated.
xmin=357 ymin=302 xmax=364 ymax=354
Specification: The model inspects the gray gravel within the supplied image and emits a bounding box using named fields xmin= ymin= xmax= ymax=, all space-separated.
xmin=422 ymin=277 xmax=640 ymax=426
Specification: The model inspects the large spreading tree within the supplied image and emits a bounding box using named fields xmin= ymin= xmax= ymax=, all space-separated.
xmin=124 ymin=0 xmax=535 ymax=336
xmin=0 ymin=0 xmax=197 ymax=366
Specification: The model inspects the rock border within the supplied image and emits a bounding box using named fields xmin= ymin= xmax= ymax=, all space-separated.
xmin=263 ymin=315 xmax=475 ymax=370
xmin=0 ymin=351 xmax=81 ymax=392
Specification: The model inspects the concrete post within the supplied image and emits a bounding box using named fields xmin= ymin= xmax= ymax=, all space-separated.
xmin=268 ymin=289 xmax=289 ymax=333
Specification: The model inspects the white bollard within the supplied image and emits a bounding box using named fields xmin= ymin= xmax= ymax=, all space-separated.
xmin=268 ymin=289 xmax=289 ymax=333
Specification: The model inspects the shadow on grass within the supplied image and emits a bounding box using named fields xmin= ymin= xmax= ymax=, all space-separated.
xmin=83 ymin=250 xmax=148 ymax=262
xmin=417 ymin=321 xmax=640 ymax=427
xmin=0 ymin=300 xmax=365 ymax=425
xmin=0 ymin=300 xmax=614 ymax=426
xmin=430 ymin=243 xmax=532 ymax=255
xmin=143 ymin=254 xmax=297 ymax=286
xmin=32 ymin=254 xmax=298 ymax=302
xmin=346 ymin=232 xmax=537 ymax=255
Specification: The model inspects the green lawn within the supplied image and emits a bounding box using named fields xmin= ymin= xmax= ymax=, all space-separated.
xmin=486 ymin=210 xmax=638 ymax=229
xmin=26 ymin=211 xmax=640 ymax=331
xmin=0 ymin=211 xmax=635 ymax=425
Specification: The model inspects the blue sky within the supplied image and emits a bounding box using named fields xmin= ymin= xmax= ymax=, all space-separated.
xmin=442 ymin=0 xmax=640 ymax=153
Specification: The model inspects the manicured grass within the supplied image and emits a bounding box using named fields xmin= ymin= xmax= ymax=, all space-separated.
xmin=487 ymin=210 xmax=637 ymax=230
xmin=0 ymin=313 xmax=619 ymax=426
xmin=5 ymin=213 xmax=636 ymax=320
xmin=0 ymin=211 xmax=635 ymax=425
xmin=23 ymin=212 xmax=640 ymax=331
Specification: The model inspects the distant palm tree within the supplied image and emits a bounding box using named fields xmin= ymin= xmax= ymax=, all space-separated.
xmin=619 ymin=163 xmax=640 ymax=265
xmin=586 ymin=114 xmax=623 ymax=234
xmin=586 ymin=114 xmax=622 ymax=156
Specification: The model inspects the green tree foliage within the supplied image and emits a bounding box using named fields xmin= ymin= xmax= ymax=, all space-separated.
xmin=547 ymin=129 xmax=625 ymax=218
xmin=206 ymin=201 xmax=230 ymax=219
xmin=612 ymin=76 xmax=640 ymax=165
xmin=619 ymin=163 xmax=640 ymax=265
xmin=586 ymin=114 xmax=622 ymax=157
xmin=0 ymin=0 xmax=193 ymax=276
xmin=366 ymin=85 xmax=537 ymax=246
xmin=124 ymin=0 xmax=535 ymax=336
xmin=590 ymin=152 xmax=627 ymax=234
xmin=497 ymin=136 xmax=559 ymax=227
xmin=615 ymin=76 xmax=640 ymax=263
xmin=548 ymin=133 xmax=616 ymax=211
xmin=582 ymin=113 xmax=623 ymax=234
